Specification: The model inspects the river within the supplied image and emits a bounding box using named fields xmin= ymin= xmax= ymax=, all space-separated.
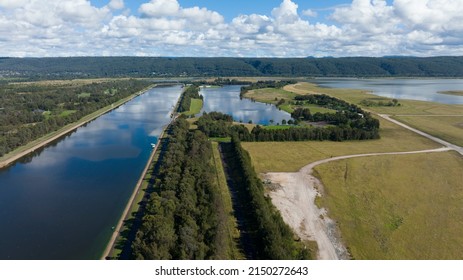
xmin=0 ymin=86 xmax=181 ymax=259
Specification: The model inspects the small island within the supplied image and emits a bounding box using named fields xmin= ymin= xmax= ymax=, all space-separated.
xmin=438 ymin=90 xmax=463 ymax=96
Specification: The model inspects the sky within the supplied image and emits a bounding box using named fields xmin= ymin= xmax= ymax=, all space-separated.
xmin=0 ymin=0 xmax=461 ymax=57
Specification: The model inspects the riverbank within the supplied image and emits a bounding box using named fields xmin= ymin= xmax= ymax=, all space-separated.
xmin=101 ymin=124 xmax=169 ymax=259
xmin=0 ymin=84 xmax=156 ymax=169
xmin=102 ymin=87 xmax=184 ymax=259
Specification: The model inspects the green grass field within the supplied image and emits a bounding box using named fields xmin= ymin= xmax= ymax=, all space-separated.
xmin=395 ymin=115 xmax=463 ymax=146
xmin=242 ymin=117 xmax=440 ymax=173
xmin=59 ymin=110 xmax=77 ymax=117
xmin=183 ymin=98 xmax=203 ymax=116
xmin=245 ymin=88 xmax=297 ymax=104
xmin=314 ymin=151 xmax=463 ymax=259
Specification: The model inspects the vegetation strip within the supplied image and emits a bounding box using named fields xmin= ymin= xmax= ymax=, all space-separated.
xmin=224 ymin=136 xmax=312 ymax=259
xmin=0 ymin=83 xmax=155 ymax=168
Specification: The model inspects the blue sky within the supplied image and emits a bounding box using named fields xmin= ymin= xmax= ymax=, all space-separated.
xmin=92 ymin=0 xmax=348 ymax=20
xmin=0 ymin=0 xmax=461 ymax=57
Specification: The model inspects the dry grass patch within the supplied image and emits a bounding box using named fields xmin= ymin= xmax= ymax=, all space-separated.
xmin=395 ymin=116 xmax=463 ymax=146
xmin=315 ymin=151 xmax=463 ymax=259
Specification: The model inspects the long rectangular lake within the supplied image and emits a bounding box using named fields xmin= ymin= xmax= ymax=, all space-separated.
xmin=0 ymin=86 xmax=181 ymax=259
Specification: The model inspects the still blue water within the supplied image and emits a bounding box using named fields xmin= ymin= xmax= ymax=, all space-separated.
xmin=310 ymin=78 xmax=463 ymax=104
xmin=0 ymin=86 xmax=181 ymax=259
xmin=200 ymin=85 xmax=291 ymax=125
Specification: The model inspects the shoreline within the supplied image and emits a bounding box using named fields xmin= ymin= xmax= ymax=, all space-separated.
xmin=101 ymin=86 xmax=183 ymax=260
xmin=0 ymin=85 xmax=156 ymax=169
xmin=100 ymin=125 xmax=168 ymax=259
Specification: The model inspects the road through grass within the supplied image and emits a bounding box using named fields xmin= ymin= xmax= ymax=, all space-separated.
xmin=242 ymin=117 xmax=440 ymax=173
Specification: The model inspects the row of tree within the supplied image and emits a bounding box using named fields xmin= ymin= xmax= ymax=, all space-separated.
xmin=244 ymin=125 xmax=380 ymax=142
xmin=196 ymin=108 xmax=380 ymax=142
xmin=131 ymin=118 xmax=228 ymax=259
xmin=177 ymin=85 xmax=202 ymax=113
xmin=226 ymin=136 xmax=312 ymax=259
xmin=2 ymin=57 xmax=463 ymax=79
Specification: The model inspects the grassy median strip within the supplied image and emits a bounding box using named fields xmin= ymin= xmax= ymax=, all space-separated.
xmin=211 ymin=142 xmax=244 ymax=259
xmin=183 ymin=98 xmax=203 ymax=116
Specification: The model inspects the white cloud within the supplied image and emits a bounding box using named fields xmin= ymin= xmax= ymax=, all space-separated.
xmin=0 ymin=0 xmax=462 ymax=57
xmin=271 ymin=0 xmax=299 ymax=24
xmin=108 ymin=0 xmax=124 ymax=10
xmin=139 ymin=0 xmax=180 ymax=17
xmin=302 ymin=9 xmax=317 ymax=17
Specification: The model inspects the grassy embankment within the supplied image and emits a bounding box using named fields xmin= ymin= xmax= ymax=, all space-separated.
xmin=242 ymin=82 xmax=463 ymax=259
xmin=0 ymin=81 xmax=154 ymax=168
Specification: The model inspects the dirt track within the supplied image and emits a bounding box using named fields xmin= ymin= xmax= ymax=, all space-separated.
xmin=265 ymin=147 xmax=451 ymax=260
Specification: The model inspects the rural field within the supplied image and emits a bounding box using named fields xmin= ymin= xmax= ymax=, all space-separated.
xmin=243 ymin=81 xmax=463 ymax=259
xmin=314 ymin=151 xmax=463 ymax=259
xmin=394 ymin=115 xmax=463 ymax=146
xmin=242 ymin=117 xmax=440 ymax=173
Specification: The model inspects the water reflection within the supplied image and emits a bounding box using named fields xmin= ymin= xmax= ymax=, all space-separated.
xmin=200 ymin=85 xmax=291 ymax=125
xmin=0 ymin=85 xmax=181 ymax=259
xmin=311 ymin=78 xmax=463 ymax=104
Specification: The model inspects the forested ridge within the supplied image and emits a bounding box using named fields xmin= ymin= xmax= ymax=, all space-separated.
xmin=1 ymin=56 xmax=463 ymax=79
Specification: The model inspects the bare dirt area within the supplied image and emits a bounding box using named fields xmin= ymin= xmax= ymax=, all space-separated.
xmin=264 ymin=172 xmax=348 ymax=260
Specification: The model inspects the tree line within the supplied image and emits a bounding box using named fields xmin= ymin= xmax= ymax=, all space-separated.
xmin=0 ymin=79 xmax=152 ymax=157
xmin=131 ymin=117 xmax=312 ymax=259
xmin=1 ymin=56 xmax=463 ymax=79
xmin=223 ymin=135 xmax=312 ymax=259
xmin=131 ymin=118 xmax=229 ymax=259
xmin=196 ymin=107 xmax=380 ymax=142
xmin=177 ymin=85 xmax=202 ymax=113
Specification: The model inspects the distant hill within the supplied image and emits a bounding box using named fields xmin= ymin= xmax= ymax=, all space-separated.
xmin=1 ymin=56 xmax=463 ymax=79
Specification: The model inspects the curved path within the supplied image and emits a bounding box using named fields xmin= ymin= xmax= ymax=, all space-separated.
xmin=379 ymin=114 xmax=463 ymax=156
xmin=266 ymin=146 xmax=452 ymax=260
